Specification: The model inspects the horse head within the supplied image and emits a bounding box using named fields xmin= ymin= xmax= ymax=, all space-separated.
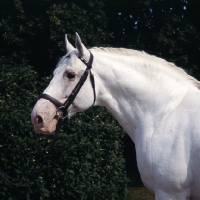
xmin=31 ymin=33 xmax=96 ymax=134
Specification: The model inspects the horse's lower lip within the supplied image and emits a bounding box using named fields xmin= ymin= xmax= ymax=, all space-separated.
xmin=33 ymin=119 xmax=58 ymax=135
xmin=36 ymin=129 xmax=56 ymax=135
xmin=34 ymin=127 xmax=51 ymax=134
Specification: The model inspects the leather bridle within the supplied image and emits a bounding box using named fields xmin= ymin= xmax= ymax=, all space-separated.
xmin=0 ymin=51 xmax=96 ymax=186
xmin=38 ymin=51 xmax=96 ymax=120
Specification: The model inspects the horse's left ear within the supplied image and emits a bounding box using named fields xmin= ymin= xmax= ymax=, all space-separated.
xmin=65 ymin=34 xmax=75 ymax=53
xmin=75 ymin=32 xmax=90 ymax=58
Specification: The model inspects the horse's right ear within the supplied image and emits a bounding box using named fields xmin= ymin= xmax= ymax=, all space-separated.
xmin=65 ymin=34 xmax=75 ymax=53
xmin=75 ymin=32 xmax=90 ymax=58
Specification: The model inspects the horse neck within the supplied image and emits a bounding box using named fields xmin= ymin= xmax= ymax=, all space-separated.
xmin=91 ymin=50 xmax=198 ymax=139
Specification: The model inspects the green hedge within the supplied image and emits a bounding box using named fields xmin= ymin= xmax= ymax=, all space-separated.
xmin=0 ymin=64 xmax=127 ymax=199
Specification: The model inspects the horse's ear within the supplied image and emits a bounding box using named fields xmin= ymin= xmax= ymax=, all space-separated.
xmin=75 ymin=32 xmax=89 ymax=57
xmin=65 ymin=34 xmax=75 ymax=53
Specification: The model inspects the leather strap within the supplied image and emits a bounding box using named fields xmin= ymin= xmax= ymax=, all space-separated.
xmin=38 ymin=93 xmax=63 ymax=108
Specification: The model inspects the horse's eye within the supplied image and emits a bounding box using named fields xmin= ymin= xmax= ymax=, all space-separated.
xmin=65 ymin=72 xmax=75 ymax=79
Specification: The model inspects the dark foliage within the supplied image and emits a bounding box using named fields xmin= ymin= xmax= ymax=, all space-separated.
xmin=0 ymin=0 xmax=200 ymax=198
xmin=0 ymin=64 xmax=127 ymax=199
xmin=105 ymin=0 xmax=200 ymax=79
xmin=0 ymin=0 xmax=112 ymax=75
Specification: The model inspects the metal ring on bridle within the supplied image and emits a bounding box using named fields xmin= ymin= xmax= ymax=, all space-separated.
xmin=56 ymin=106 xmax=68 ymax=120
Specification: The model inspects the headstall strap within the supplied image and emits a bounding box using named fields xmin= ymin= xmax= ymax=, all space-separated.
xmin=78 ymin=51 xmax=94 ymax=69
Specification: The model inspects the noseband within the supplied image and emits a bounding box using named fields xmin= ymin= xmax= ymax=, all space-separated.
xmin=38 ymin=51 xmax=96 ymax=120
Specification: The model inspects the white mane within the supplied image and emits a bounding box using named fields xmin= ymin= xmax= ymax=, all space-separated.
xmin=91 ymin=47 xmax=200 ymax=89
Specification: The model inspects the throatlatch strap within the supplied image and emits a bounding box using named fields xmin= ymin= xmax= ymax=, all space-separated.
xmin=89 ymin=70 xmax=96 ymax=106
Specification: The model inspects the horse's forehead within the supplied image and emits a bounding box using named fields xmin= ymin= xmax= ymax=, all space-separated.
xmin=54 ymin=51 xmax=80 ymax=75
xmin=53 ymin=64 xmax=65 ymax=75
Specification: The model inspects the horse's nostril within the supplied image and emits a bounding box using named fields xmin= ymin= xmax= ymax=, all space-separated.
xmin=36 ymin=115 xmax=43 ymax=125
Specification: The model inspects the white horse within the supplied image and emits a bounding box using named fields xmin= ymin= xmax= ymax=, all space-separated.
xmin=31 ymin=33 xmax=200 ymax=199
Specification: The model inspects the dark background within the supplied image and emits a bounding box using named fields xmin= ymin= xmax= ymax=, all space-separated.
xmin=0 ymin=0 xmax=199 ymax=198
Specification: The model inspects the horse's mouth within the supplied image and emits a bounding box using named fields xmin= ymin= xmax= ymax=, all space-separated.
xmin=34 ymin=118 xmax=58 ymax=135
